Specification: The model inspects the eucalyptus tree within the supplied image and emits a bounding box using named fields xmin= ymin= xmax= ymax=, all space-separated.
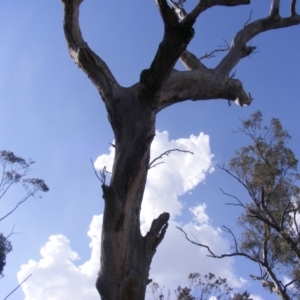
xmin=60 ymin=0 xmax=300 ymax=299
xmin=179 ymin=111 xmax=300 ymax=300
xmin=0 ymin=151 xmax=48 ymax=277
xmin=222 ymin=111 xmax=300 ymax=300
xmin=151 ymin=272 xmax=238 ymax=300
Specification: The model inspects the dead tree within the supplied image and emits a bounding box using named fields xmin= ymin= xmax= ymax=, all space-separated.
xmin=60 ymin=1 xmax=300 ymax=299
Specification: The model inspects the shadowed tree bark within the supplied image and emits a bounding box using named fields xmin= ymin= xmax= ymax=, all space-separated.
xmin=60 ymin=1 xmax=300 ymax=299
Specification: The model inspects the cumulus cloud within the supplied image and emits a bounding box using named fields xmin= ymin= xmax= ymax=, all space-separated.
xmin=18 ymin=216 xmax=102 ymax=300
xmin=147 ymin=205 xmax=245 ymax=299
xmin=18 ymin=131 xmax=247 ymax=299
xmin=142 ymin=131 xmax=214 ymax=227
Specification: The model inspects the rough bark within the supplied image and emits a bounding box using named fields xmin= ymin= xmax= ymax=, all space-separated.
xmin=60 ymin=0 xmax=300 ymax=299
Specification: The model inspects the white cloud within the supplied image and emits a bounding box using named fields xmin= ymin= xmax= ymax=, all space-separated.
xmin=17 ymin=216 xmax=102 ymax=300
xmin=18 ymin=131 xmax=246 ymax=299
xmin=251 ymin=295 xmax=264 ymax=300
xmin=142 ymin=131 xmax=214 ymax=227
xmin=190 ymin=203 xmax=209 ymax=225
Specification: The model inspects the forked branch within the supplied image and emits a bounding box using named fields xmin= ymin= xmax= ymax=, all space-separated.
xmin=216 ymin=1 xmax=300 ymax=75
xmin=91 ymin=159 xmax=111 ymax=186
xmin=182 ymin=0 xmax=250 ymax=25
xmin=148 ymin=149 xmax=194 ymax=169
xmin=61 ymin=0 xmax=121 ymax=103
xmin=176 ymin=226 xmax=260 ymax=263
xmin=219 ymin=188 xmax=245 ymax=207
xmin=140 ymin=0 xmax=195 ymax=92
xmin=198 ymin=45 xmax=230 ymax=61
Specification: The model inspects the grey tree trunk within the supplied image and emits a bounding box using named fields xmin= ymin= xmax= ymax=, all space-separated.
xmin=60 ymin=0 xmax=300 ymax=299
xmin=95 ymin=90 xmax=169 ymax=299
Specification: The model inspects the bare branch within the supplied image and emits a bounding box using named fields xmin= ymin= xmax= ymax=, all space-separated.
xmin=293 ymin=207 xmax=299 ymax=237
xmin=180 ymin=50 xmax=207 ymax=71
xmin=157 ymin=70 xmax=253 ymax=111
xmin=3 ymin=274 xmax=32 ymax=300
xmin=262 ymin=260 xmax=288 ymax=297
xmin=219 ymin=188 xmax=245 ymax=207
xmin=260 ymin=191 xmax=280 ymax=229
xmin=5 ymin=225 xmax=19 ymax=240
xmin=91 ymin=159 xmax=111 ymax=185
xmin=140 ymin=0 xmax=195 ymax=92
xmin=216 ymin=9 xmax=300 ymax=75
xmin=153 ymin=1 xmax=254 ymax=108
xmin=284 ymin=278 xmax=296 ymax=289
xmin=182 ymin=0 xmax=250 ymax=25
xmin=218 ymin=164 xmax=258 ymax=202
xmin=244 ymin=9 xmax=253 ymax=27
xmin=176 ymin=226 xmax=261 ymax=263
xmin=145 ymin=212 xmax=170 ymax=251
xmin=0 ymin=180 xmax=17 ymax=201
xmin=222 ymin=225 xmax=239 ymax=252
xmin=176 ymin=226 xmax=216 ymax=257
xmin=291 ymin=0 xmax=297 ymax=16
xmin=148 ymin=149 xmax=193 ymax=169
xmin=270 ymin=0 xmax=280 ymax=17
xmin=61 ymin=0 xmax=121 ymax=103
xmin=198 ymin=46 xmax=229 ymax=61
xmin=280 ymin=202 xmax=292 ymax=230
xmin=0 ymin=192 xmax=36 ymax=222
xmin=178 ymin=222 xmax=295 ymax=299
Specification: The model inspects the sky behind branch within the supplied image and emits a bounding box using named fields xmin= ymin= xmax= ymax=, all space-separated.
xmin=0 ymin=1 xmax=299 ymax=299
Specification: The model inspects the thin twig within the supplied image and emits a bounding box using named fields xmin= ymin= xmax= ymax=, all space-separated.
xmin=5 ymin=225 xmax=19 ymax=240
xmin=219 ymin=188 xmax=245 ymax=207
xmin=198 ymin=47 xmax=229 ymax=61
xmin=148 ymin=149 xmax=193 ymax=169
xmin=0 ymin=193 xmax=34 ymax=222
xmin=90 ymin=159 xmax=103 ymax=183
xmin=176 ymin=226 xmax=216 ymax=257
xmin=90 ymin=159 xmax=111 ymax=185
xmin=244 ymin=9 xmax=253 ymax=27
xmin=176 ymin=226 xmax=261 ymax=263
xmin=4 ymin=274 xmax=32 ymax=300
xmin=222 ymin=225 xmax=239 ymax=252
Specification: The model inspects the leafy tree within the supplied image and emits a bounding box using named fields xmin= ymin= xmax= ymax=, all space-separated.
xmin=60 ymin=0 xmax=300 ymax=298
xmin=0 ymin=150 xmax=48 ymax=277
xmin=175 ymin=272 xmax=233 ymax=300
xmin=151 ymin=272 xmax=252 ymax=300
xmin=0 ymin=233 xmax=12 ymax=278
xmin=178 ymin=111 xmax=300 ymax=300
xmin=231 ymin=291 xmax=253 ymax=300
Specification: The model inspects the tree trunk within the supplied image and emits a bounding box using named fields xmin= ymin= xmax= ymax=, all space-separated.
xmin=96 ymin=88 xmax=169 ymax=300
xmin=61 ymin=1 xmax=300 ymax=299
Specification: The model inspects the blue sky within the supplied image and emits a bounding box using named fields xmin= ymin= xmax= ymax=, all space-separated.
xmin=0 ymin=1 xmax=299 ymax=299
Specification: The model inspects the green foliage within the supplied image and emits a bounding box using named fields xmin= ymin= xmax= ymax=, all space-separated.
xmin=231 ymin=291 xmax=253 ymax=300
xmin=0 ymin=233 xmax=12 ymax=277
xmin=151 ymin=272 xmax=239 ymax=300
xmin=223 ymin=111 xmax=300 ymax=299
xmin=0 ymin=151 xmax=49 ymax=199
xmin=175 ymin=272 xmax=233 ymax=300
xmin=0 ymin=150 xmax=48 ymax=277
